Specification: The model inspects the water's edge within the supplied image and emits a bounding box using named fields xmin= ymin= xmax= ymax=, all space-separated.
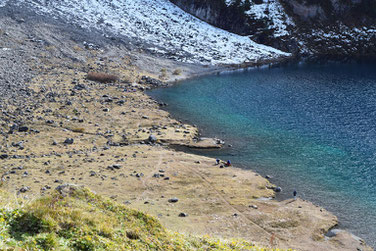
xmin=147 ymin=61 xmax=376 ymax=248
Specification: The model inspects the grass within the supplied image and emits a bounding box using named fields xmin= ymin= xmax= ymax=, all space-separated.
xmin=159 ymin=68 xmax=168 ymax=80
xmin=71 ymin=128 xmax=85 ymax=133
xmin=0 ymin=186 xmax=294 ymax=250
xmin=172 ymin=69 xmax=182 ymax=75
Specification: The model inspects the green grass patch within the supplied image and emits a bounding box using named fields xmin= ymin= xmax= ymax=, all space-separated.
xmin=0 ymin=186 xmax=294 ymax=250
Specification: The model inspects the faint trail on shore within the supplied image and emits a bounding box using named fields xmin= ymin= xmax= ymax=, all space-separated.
xmin=186 ymin=164 xmax=277 ymax=241
xmin=139 ymin=150 xmax=164 ymax=199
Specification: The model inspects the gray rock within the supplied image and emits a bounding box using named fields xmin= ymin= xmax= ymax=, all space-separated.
xmin=64 ymin=138 xmax=74 ymax=144
xmin=168 ymin=197 xmax=179 ymax=203
xmin=274 ymin=187 xmax=282 ymax=192
xmin=18 ymin=126 xmax=29 ymax=132
xmin=112 ymin=164 xmax=122 ymax=169
xmin=0 ymin=154 xmax=9 ymax=159
xmin=178 ymin=212 xmax=188 ymax=217
xmin=19 ymin=186 xmax=30 ymax=193
xmin=55 ymin=184 xmax=79 ymax=197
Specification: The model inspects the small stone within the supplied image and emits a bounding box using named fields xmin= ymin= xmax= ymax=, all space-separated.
xmin=274 ymin=187 xmax=282 ymax=192
xmin=64 ymin=138 xmax=74 ymax=144
xmin=168 ymin=198 xmax=179 ymax=203
xmin=265 ymin=175 xmax=272 ymax=179
xmin=178 ymin=212 xmax=188 ymax=217
xmin=19 ymin=186 xmax=30 ymax=193
xmin=148 ymin=135 xmax=157 ymax=143
xmin=18 ymin=126 xmax=29 ymax=132
xmin=112 ymin=164 xmax=122 ymax=169
xmin=73 ymin=84 xmax=86 ymax=91
xmin=249 ymin=205 xmax=258 ymax=209
xmin=0 ymin=154 xmax=9 ymax=159
xmin=90 ymin=171 xmax=96 ymax=176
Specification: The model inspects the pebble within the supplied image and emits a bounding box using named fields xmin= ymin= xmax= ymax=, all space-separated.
xmin=178 ymin=212 xmax=188 ymax=217
xmin=274 ymin=187 xmax=282 ymax=192
xmin=18 ymin=126 xmax=29 ymax=132
xmin=148 ymin=134 xmax=157 ymax=143
xmin=64 ymin=138 xmax=74 ymax=144
xmin=168 ymin=197 xmax=179 ymax=203
xmin=19 ymin=186 xmax=30 ymax=193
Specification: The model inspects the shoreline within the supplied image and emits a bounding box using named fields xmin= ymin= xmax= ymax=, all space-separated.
xmin=147 ymin=57 xmax=375 ymax=250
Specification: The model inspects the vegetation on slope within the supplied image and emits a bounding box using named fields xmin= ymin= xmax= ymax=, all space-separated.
xmin=0 ymin=185 xmax=293 ymax=250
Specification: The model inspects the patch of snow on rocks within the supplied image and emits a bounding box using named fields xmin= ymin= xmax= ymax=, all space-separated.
xmin=0 ymin=0 xmax=10 ymax=8
xmin=246 ymin=0 xmax=294 ymax=37
xmin=13 ymin=0 xmax=290 ymax=64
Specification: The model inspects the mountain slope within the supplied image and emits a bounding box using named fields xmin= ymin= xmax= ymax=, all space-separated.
xmin=3 ymin=0 xmax=290 ymax=65
xmin=171 ymin=0 xmax=376 ymax=58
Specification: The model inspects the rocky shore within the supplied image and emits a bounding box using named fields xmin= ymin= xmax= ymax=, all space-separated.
xmin=0 ymin=11 xmax=373 ymax=251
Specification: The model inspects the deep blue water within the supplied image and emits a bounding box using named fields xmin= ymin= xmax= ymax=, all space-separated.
xmin=148 ymin=63 xmax=376 ymax=247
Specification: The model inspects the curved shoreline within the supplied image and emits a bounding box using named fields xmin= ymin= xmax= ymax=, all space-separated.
xmin=148 ymin=59 xmax=375 ymax=250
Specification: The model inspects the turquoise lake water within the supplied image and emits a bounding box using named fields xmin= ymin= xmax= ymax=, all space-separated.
xmin=148 ymin=63 xmax=376 ymax=246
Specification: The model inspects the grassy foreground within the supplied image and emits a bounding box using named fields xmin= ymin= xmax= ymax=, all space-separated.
xmin=0 ymin=185 xmax=292 ymax=251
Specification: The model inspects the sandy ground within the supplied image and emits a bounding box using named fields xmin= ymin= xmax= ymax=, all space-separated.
xmin=0 ymin=15 xmax=373 ymax=251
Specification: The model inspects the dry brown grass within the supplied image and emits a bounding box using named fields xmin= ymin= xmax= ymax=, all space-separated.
xmin=173 ymin=68 xmax=182 ymax=75
xmin=87 ymin=72 xmax=118 ymax=83
xmin=71 ymin=128 xmax=85 ymax=133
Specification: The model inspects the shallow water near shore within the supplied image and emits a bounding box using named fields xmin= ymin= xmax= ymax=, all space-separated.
xmin=148 ymin=62 xmax=376 ymax=247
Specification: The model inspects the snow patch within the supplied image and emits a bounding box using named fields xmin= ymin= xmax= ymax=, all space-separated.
xmin=246 ymin=0 xmax=294 ymax=37
xmin=0 ymin=0 xmax=10 ymax=8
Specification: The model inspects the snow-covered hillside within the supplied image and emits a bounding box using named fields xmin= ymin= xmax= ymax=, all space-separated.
xmin=3 ymin=0 xmax=290 ymax=65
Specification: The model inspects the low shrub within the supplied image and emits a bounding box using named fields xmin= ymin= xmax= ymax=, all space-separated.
xmin=173 ymin=68 xmax=182 ymax=75
xmin=86 ymin=72 xmax=118 ymax=83
xmin=72 ymin=128 xmax=85 ymax=133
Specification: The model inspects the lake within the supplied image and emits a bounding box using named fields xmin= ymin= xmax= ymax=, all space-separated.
xmin=148 ymin=62 xmax=376 ymax=247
